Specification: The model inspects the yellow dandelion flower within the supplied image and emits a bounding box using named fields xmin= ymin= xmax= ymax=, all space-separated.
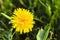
xmin=11 ymin=8 xmax=35 ymax=34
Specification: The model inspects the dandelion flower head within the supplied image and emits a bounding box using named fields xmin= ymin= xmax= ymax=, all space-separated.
xmin=11 ymin=8 xmax=35 ymax=34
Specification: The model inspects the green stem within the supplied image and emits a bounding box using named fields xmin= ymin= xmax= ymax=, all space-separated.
xmin=34 ymin=17 xmax=44 ymax=23
xmin=0 ymin=20 xmax=8 ymax=30
xmin=28 ymin=0 xmax=32 ymax=9
xmin=39 ymin=0 xmax=47 ymax=8
xmin=19 ymin=0 xmax=27 ymax=8
xmin=1 ymin=13 xmax=11 ymax=20
xmin=9 ymin=28 xmax=13 ymax=40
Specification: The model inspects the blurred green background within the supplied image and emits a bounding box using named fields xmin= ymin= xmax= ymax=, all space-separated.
xmin=0 ymin=0 xmax=60 ymax=40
